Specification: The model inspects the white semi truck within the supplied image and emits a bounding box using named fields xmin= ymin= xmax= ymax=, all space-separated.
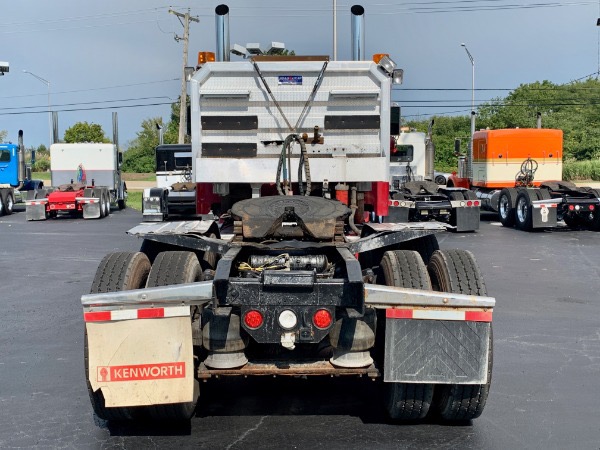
xmin=26 ymin=113 xmax=127 ymax=220
xmin=82 ymin=4 xmax=494 ymax=423
xmin=388 ymin=124 xmax=480 ymax=232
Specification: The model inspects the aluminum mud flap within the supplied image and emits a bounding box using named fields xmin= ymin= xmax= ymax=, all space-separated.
xmin=384 ymin=311 xmax=491 ymax=384
xmin=25 ymin=202 xmax=47 ymax=221
xmin=83 ymin=202 xmax=101 ymax=219
xmin=86 ymin=312 xmax=195 ymax=408
xmin=454 ymin=206 xmax=480 ymax=232
xmin=531 ymin=201 xmax=557 ymax=228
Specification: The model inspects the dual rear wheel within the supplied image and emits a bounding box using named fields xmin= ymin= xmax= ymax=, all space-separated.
xmin=379 ymin=249 xmax=492 ymax=421
xmin=86 ymin=250 xmax=206 ymax=421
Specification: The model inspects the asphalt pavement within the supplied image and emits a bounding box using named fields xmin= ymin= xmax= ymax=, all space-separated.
xmin=0 ymin=207 xmax=599 ymax=449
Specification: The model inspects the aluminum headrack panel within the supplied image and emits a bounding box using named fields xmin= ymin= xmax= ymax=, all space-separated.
xmin=190 ymin=60 xmax=391 ymax=184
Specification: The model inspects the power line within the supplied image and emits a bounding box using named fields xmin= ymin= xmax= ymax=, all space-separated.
xmin=1 ymin=96 xmax=174 ymax=111
xmin=0 ymin=78 xmax=179 ymax=100
xmin=0 ymin=102 xmax=174 ymax=116
xmin=0 ymin=0 xmax=593 ymax=34
xmin=0 ymin=7 xmax=169 ymax=27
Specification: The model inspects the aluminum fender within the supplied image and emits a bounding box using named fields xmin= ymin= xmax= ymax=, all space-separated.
xmin=364 ymin=283 xmax=495 ymax=309
xmin=81 ymin=280 xmax=214 ymax=309
xmin=86 ymin=315 xmax=194 ymax=408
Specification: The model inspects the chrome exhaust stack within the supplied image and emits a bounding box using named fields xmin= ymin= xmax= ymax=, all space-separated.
xmin=351 ymin=5 xmax=365 ymax=61
xmin=215 ymin=4 xmax=230 ymax=62
xmin=112 ymin=112 xmax=119 ymax=147
xmin=17 ymin=130 xmax=26 ymax=187
xmin=52 ymin=111 xmax=59 ymax=144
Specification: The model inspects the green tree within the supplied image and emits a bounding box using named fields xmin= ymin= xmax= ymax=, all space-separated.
xmin=122 ymin=96 xmax=188 ymax=173
xmin=122 ymin=117 xmax=164 ymax=173
xmin=407 ymin=78 xmax=600 ymax=168
xmin=0 ymin=130 xmax=7 ymax=142
xmin=64 ymin=122 xmax=110 ymax=143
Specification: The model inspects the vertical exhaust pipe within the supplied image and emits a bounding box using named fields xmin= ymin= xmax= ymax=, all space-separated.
xmin=215 ymin=4 xmax=230 ymax=62
xmin=351 ymin=5 xmax=365 ymax=61
xmin=112 ymin=112 xmax=119 ymax=147
xmin=537 ymin=111 xmax=542 ymax=129
xmin=425 ymin=120 xmax=435 ymax=181
xmin=52 ymin=111 xmax=59 ymax=144
xmin=18 ymin=130 xmax=26 ymax=185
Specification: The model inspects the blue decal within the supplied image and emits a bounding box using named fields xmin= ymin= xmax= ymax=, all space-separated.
xmin=278 ymin=75 xmax=303 ymax=85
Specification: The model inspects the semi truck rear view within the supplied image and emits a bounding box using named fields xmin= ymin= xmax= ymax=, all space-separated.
xmin=26 ymin=114 xmax=127 ymax=220
xmin=448 ymin=128 xmax=600 ymax=231
xmin=82 ymin=4 xmax=494 ymax=424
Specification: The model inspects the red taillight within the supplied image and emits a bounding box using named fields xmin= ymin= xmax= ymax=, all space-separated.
xmin=474 ymin=200 xmax=480 ymax=207
xmin=313 ymin=309 xmax=333 ymax=329
xmin=590 ymin=204 xmax=595 ymax=211
xmin=467 ymin=200 xmax=473 ymax=207
xmin=244 ymin=310 xmax=264 ymax=329
xmin=569 ymin=205 xmax=575 ymax=211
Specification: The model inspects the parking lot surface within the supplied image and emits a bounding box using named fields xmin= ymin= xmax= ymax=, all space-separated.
xmin=0 ymin=207 xmax=598 ymax=449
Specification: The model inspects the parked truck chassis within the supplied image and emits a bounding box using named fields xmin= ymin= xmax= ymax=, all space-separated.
xmin=82 ymin=195 xmax=494 ymax=423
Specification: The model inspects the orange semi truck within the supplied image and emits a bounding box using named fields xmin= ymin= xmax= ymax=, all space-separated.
xmin=447 ymin=128 xmax=600 ymax=231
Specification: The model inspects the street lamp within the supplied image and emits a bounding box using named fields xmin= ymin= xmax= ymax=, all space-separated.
xmin=460 ymin=43 xmax=475 ymax=142
xmin=461 ymin=43 xmax=475 ymax=181
xmin=23 ymin=70 xmax=52 ymax=148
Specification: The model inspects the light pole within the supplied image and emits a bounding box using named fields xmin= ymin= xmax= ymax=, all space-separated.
xmin=461 ymin=43 xmax=475 ymax=181
xmin=460 ymin=43 xmax=475 ymax=142
xmin=23 ymin=70 xmax=52 ymax=147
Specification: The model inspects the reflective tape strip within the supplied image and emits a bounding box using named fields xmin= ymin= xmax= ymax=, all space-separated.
xmin=386 ymin=308 xmax=492 ymax=322
xmin=84 ymin=305 xmax=190 ymax=322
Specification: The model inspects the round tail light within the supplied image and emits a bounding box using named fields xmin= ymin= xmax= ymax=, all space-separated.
xmin=313 ymin=309 xmax=333 ymax=329
xmin=590 ymin=204 xmax=595 ymax=211
xmin=569 ymin=205 xmax=575 ymax=211
xmin=466 ymin=200 xmax=473 ymax=207
xmin=244 ymin=310 xmax=264 ymax=329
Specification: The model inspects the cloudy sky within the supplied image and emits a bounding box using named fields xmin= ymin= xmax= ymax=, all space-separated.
xmin=1 ymin=0 xmax=598 ymax=149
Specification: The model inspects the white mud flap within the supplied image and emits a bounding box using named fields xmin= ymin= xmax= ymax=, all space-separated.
xmin=86 ymin=310 xmax=195 ymax=408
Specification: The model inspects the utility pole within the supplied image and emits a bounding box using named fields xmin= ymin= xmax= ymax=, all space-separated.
xmin=169 ymin=9 xmax=199 ymax=144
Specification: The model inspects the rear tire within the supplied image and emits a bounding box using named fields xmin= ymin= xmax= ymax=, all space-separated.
xmin=98 ymin=191 xmax=106 ymax=218
xmin=145 ymin=251 xmax=201 ymax=420
xmin=427 ymin=250 xmax=492 ymax=421
xmin=4 ymin=192 xmax=14 ymax=215
xmin=140 ymin=239 xmax=181 ymax=264
xmin=397 ymin=234 xmax=440 ymax=265
xmin=379 ymin=250 xmax=435 ymax=420
xmin=104 ymin=191 xmax=111 ymax=216
xmin=86 ymin=252 xmax=151 ymax=421
xmin=498 ymin=188 xmax=515 ymax=227
xmin=0 ymin=192 xmax=5 ymax=216
xmin=515 ymin=190 xmax=537 ymax=231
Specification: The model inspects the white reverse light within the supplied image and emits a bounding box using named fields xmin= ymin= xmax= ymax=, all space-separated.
xmin=278 ymin=310 xmax=297 ymax=330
